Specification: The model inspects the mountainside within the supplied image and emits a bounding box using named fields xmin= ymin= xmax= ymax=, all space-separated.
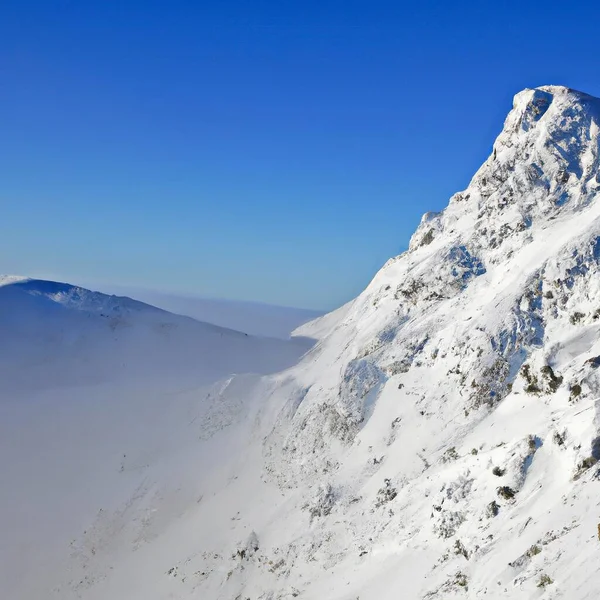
xmin=4 ymin=85 xmax=600 ymax=600
xmin=249 ymin=85 xmax=600 ymax=598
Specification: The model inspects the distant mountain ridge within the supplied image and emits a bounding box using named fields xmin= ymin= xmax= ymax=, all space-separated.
xmin=56 ymin=280 xmax=324 ymax=339
xmin=1 ymin=276 xmax=166 ymax=316
xmin=0 ymin=276 xmax=311 ymax=394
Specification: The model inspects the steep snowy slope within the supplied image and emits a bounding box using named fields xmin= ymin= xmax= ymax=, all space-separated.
xmin=170 ymin=85 xmax=600 ymax=599
xmin=245 ymin=85 xmax=600 ymax=599
xmin=5 ymin=85 xmax=600 ymax=600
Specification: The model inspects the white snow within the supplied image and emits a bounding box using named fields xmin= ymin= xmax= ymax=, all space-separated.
xmin=4 ymin=85 xmax=600 ymax=599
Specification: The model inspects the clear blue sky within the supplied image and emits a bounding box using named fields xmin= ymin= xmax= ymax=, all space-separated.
xmin=2 ymin=0 xmax=600 ymax=310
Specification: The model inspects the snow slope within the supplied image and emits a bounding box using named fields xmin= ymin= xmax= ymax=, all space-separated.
xmin=5 ymin=85 xmax=600 ymax=600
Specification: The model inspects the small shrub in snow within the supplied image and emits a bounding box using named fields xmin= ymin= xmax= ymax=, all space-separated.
xmin=570 ymin=311 xmax=585 ymax=324
xmin=527 ymin=434 xmax=540 ymax=452
xmin=267 ymin=558 xmax=285 ymax=573
xmin=497 ymin=486 xmax=516 ymax=500
xmin=521 ymin=364 xmax=541 ymax=394
xmin=537 ymin=573 xmax=553 ymax=587
xmin=492 ymin=466 xmax=505 ymax=477
xmin=455 ymin=571 xmax=468 ymax=588
xmin=570 ymin=383 xmax=582 ymax=401
xmin=526 ymin=544 xmax=542 ymax=557
xmin=235 ymin=531 xmax=260 ymax=560
xmin=453 ymin=539 xmax=469 ymax=560
xmin=420 ymin=229 xmax=435 ymax=246
xmin=573 ymin=456 xmax=598 ymax=480
xmin=486 ymin=500 xmax=500 ymax=518
xmin=441 ymin=447 xmax=459 ymax=463
xmin=525 ymin=382 xmax=541 ymax=394
xmin=540 ymin=365 xmax=563 ymax=392
xmin=375 ymin=479 xmax=397 ymax=507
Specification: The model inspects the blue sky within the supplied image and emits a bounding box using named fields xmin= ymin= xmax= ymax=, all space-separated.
xmin=2 ymin=0 xmax=600 ymax=310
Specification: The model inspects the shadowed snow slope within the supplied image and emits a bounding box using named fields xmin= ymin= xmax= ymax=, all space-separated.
xmin=5 ymin=86 xmax=600 ymax=600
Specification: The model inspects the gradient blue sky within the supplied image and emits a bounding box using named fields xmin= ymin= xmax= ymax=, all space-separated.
xmin=2 ymin=1 xmax=600 ymax=310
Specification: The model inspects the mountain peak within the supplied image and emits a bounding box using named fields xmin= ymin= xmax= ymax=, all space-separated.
xmin=506 ymin=84 xmax=600 ymax=134
xmin=529 ymin=83 xmax=597 ymax=100
xmin=408 ymin=85 xmax=600 ymax=256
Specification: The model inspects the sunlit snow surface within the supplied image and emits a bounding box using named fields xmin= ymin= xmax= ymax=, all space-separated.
xmin=4 ymin=86 xmax=600 ymax=599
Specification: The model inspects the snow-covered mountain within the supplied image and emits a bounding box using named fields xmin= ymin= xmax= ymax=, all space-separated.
xmin=4 ymin=85 xmax=600 ymax=600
